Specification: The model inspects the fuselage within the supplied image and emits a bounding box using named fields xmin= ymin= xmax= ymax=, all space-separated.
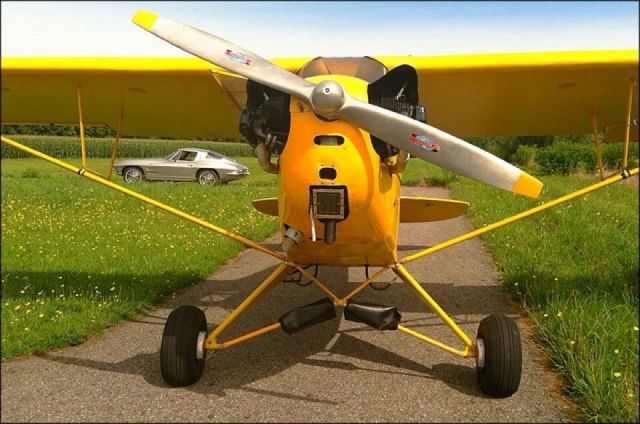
xmin=279 ymin=75 xmax=401 ymax=266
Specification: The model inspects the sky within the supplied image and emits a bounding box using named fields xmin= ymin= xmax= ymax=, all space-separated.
xmin=1 ymin=1 xmax=638 ymax=58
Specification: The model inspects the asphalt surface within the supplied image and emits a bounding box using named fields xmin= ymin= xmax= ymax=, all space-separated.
xmin=1 ymin=187 xmax=571 ymax=422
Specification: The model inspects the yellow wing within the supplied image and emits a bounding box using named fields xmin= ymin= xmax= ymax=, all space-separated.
xmin=379 ymin=50 xmax=638 ymax=137
xmin=0 ymin=57 xmax=304 ymax=139
xmin=1 ymin=50 xmax=637 ymax=138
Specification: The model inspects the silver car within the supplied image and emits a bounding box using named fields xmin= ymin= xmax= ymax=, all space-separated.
xmin=114 ymin=148 xmax=250 ymax=185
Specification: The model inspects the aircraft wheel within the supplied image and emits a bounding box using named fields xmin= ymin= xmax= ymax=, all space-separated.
xmin=475 ymin=314 xmax=522 ymax=397
xmin=123 ymin=166 xmax=144 ymax=183
xmin=160 ymin=305 xmax=207 ymax=387
xmin=197 ymin=169 xmax=220 ymax=186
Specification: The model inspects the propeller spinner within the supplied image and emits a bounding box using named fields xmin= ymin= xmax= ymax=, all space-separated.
xmin=132 ymin=10 xmax=543 ymax=198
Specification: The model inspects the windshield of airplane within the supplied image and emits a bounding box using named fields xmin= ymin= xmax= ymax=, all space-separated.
xmin=298 ymin=57 xmax=388 ymax=83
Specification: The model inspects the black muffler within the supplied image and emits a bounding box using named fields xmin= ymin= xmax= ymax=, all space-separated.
xmin=344 ymin=301 xmax=401 ymax=330
xmin=279 ymin=298 xmax=336 ymax=335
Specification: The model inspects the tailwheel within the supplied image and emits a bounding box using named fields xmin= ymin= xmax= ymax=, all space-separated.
xmin=160 ymin=305 xmax=208 ymax=387
xmin=475 ymin=314 xmax=522 ymax=397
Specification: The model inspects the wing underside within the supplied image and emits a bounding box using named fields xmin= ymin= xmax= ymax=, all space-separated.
xmin=386 ymin=50 xmax=638 ymax=137
xmin=1 ymin=50 xmax=637 ymax=139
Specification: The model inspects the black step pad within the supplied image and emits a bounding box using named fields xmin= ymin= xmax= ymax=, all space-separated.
xmin=279 ymin=298 xmax=336 ymax=335
xmin=344 ymin=302 xmax=401 ymax=330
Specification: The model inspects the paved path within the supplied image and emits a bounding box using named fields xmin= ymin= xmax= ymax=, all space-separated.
xmin=1 ymin=187 xmax=571 ymax=422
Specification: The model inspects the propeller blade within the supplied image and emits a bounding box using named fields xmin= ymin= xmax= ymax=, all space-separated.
xmin=336 ymin=97 xmax=543 ymax=198
xmin=132 ymin=10 xmax=543 ymax=198
xmin=132 ymin=10 xmax=315 ymax=101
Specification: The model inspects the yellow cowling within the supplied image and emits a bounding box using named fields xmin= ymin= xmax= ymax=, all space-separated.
xmin=278 ymin=75 xmax=400 ymax=266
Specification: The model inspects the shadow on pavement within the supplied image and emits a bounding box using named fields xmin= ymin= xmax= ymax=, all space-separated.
xmin=38 ymin=263 xmax=500 ymax=400
xmin=28 ymin=262 xmax=515 ymax=401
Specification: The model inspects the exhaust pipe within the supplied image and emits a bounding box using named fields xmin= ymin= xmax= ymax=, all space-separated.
xmin=255 ymin=143 xmax=279 ymax=174
xmin=389 ymin=150 xmax=409 ymax=174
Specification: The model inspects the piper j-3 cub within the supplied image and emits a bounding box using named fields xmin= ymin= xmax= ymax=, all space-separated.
xmin=1 ymin=10 xmax=637 ymax=397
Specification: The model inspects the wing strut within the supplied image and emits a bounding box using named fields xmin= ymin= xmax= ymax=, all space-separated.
xmin=591 ymin=113 xmax=606 ymax=180
xmin=592 ymin=78 xmax=638 ymax=180
xmin=73 ymin=85 xmax=127 ymax=180
xmin=77 ymin=86 xmax=88 ymax=168
xmin=210 ymin=70 xmax=244 ymax=112
xmin=107 ymin=101 xmax=125 ymax=181
xmin=622 ymin=79 xmax=637 ymax=170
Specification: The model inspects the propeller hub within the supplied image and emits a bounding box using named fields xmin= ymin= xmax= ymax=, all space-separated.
xmin=311 ymin=81 xmax=345 ymax=116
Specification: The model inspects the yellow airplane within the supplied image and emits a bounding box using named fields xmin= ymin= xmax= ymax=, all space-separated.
xmin=1 ymin=10 xmax=637 ymax=396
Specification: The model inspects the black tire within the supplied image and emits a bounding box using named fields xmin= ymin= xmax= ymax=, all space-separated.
xmin=123 ymin=166 xmax=144 ymax=183
xmin=476 ymin=314 xmax=522 ymax=397
xmin=197 ymin=169 xmax=220 ymax=186
xmin=160 ymin=305 xmax=207 ymax=387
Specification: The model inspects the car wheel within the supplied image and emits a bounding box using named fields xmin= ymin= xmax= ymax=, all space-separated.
xmin=197 ymin=169 xmax=220 ymax=186
xmin=123 ymin=167 xmax=144 ymax=183
xmin=476 ymin=314 xmax=522 ymax=397
xmin=160 ymin=305 xmax=208 ymax=387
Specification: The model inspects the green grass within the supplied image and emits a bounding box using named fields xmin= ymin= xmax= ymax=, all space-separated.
xmin=1 ymin=157 xmax=278 ymax=359
xmin=2 ymin=151 xmax=638 ymax=421
xmin=450 ymin=174 xmax=639 ymax=423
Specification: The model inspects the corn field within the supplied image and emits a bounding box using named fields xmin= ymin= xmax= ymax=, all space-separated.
xmin=1 ymin=136 xmax=254 ymax=159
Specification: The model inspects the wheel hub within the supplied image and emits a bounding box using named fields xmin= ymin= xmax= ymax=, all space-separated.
xmin=125 ymin=169 xmax=141 ymax=182
xmin=200 ymin=173 xmax=215 ymax=185
xmin=196 ymin=331 xmax=207 ymax=360
xmin=476 ymin=338 xmax=485 ymax=369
